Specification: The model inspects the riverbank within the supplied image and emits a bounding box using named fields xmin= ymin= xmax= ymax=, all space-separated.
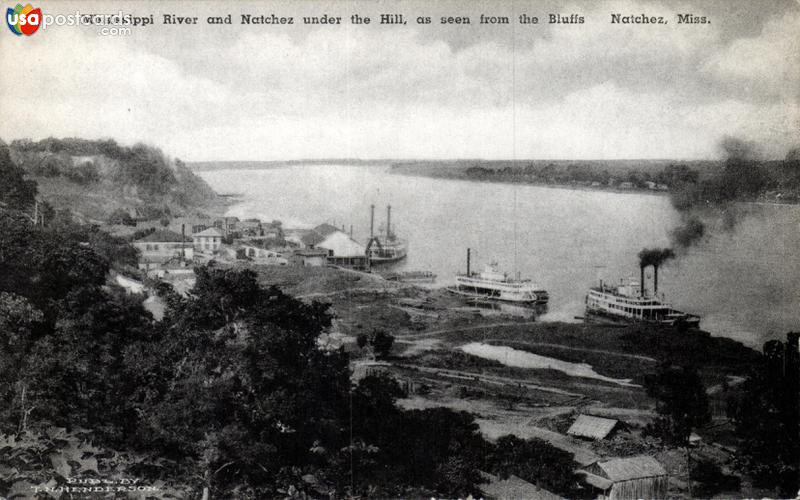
xmin=391 ymin=166 xmax=672 ymax=197
xmin=256 ymin=264 xmax=767 ymax=498
xmin=389 ymin=160 xmax=800 ymax=205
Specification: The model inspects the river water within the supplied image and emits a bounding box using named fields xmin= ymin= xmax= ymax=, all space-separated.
xmin=199 ymin=164 xmax=800 ymax=349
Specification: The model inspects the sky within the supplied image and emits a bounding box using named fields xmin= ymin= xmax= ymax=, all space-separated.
xmin=1 ymin=0 xmax=798 ymax=161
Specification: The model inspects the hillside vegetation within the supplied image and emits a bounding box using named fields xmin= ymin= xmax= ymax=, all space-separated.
xmin=8 ymin=137 xmax=219 ymax=224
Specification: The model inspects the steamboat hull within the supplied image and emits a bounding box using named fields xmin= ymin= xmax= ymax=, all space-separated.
xmin=447 ymin=283 xmax=549 ymax=305
xmin=585 ymin=287 xmax=700 ymax=328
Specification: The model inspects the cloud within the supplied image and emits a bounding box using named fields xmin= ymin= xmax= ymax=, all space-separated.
xmin=703 ymin=11 xmax=800 ymax=100
xmin=0 ymin=0 xmax=797 ymax=160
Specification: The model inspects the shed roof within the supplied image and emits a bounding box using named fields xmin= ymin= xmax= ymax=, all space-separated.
xmin=134 ymin=229 xmax=186 ymax=243
xmin=592 ymin=456 xmax=667 ymax=482
xmin=193 ymin=227 xmax=223 ymax=237
xmin=567 ymin=415 xmax=619 ymax=440
xmin=579 ymin=471 xmax=614 ymax=490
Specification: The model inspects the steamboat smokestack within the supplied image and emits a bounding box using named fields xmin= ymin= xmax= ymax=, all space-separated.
xmin=386 ymin=205 xmax=391 ymax=239
xmin=654 ymin=265 xmax=659 ymax=295
xmin=640 ymin=266 xmax=646 ymax=297
xmin=370 ymin=204 xmax=375 ymax=238
xmin=467 ymin=248 xmax=471 ymax=276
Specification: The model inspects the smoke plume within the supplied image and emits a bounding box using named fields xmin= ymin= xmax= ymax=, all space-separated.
xmin=667 ymin=136 xmax=768 ymax=249
xmin=670 ymin=215 xmax=705 ymax=248
xmin=638 ymin=247 xmax=676 ymax=269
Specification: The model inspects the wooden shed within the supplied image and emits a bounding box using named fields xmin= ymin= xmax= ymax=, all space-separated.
xmin=567 ymin=414 xmax=620 ymax=440
xmin=580 ymin=455 xmax=668 ymax=500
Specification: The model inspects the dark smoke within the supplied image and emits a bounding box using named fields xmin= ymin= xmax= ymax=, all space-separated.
xmin=670 ymin=215 xmax=705 ymax=248
xmin=638 ymin=247 xmax=676 ymax=269
xmin=667 ymin=136 xmax=767 ymax=249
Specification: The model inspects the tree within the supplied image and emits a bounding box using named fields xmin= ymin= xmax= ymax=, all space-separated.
xmin=129 ymin=265 xmax=350 ymax=496
xmin=369 ymin=330 xmax=394 ymax=359
xmin=727 ymin=335 xmax=799 ymax=497
xmin=64 ymin=161 xmax=100 ymax=184
xmin=644 ymin=364 xmax=710 ymax=445
xmin=690 ymin=459 xmax=741 ymax=498
xmin=488 ymin=435 xmax=581 ymax=496
xmin=107 ymin=208 xmax=135 ymax=226
xmin=0 ymin=141 xmax=37 ymax=210
xmin=0 ymin=292 xmax=44 ymax=432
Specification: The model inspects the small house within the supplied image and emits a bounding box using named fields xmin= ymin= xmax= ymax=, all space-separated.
xmin=238 ymin=218 xmax=263 ymax=237
xmin=193 ymin=227 xmax=223 ymax=253
xmin=132 ymin=229 xmax=194 ymax=265
xmin=580 ymin=456 xmax=668 ymax=500
xmin=291 ymin=249 xmax=328 ymax=267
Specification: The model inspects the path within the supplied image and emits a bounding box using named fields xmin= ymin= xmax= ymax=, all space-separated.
xmin=396 ymin=323 xmax=659 ymax=363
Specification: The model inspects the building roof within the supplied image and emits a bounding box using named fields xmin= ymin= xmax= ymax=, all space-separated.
xmin=134 ymin=229 xmax=187 ymax=243
xmin=567 ymin=415 xmax=619 ymax=440
xmin=316 ymin=231 xmax=365 ymax=257
xmin=479 ymin=472 xmax=563 ymax=500
xmin=193 ymin=227 xmax=224 ymax=237
xmin=578 ymin=470 xmax=614 ymax=490
xmin=591 ymin=456 xmax=667 ymax=482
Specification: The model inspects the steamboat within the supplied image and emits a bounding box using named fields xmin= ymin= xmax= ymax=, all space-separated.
xmin=366 ymin=205 xmax=407 ymax=264
xmin=585 ymin=265 xmax=700 ymax=327
xmin=448 ymin=249 xmax=549 ymax=305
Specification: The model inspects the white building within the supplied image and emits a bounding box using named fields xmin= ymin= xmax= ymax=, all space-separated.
xmin=132 ymin=229 xmax=194 ymax=267
xmin=301 ymin=224 xmax=368 ymax=269
xmin=193 ymin=227 xmax=223 ymax=253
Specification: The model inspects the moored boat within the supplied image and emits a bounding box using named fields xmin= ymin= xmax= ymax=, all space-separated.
xmin=366 ymin=204 xmax=407 ymax=264
xmin=448 ymin=249 xmax=549 ymax=305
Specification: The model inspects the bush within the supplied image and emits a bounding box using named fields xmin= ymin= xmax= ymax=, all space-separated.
xmin=64 ymin=161 xmax=100 ymax=184
xmin=690 ymin=459 xmax=741 ymax=497
xmin=107 ymin=208 xmax=135 ymax=226
xmin=370 ymin=330 xmax=394 ymax=359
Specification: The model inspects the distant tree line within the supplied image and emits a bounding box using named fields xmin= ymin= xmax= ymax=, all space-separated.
xmin=452 ymin=151 xmax=800 ymax=203
xmin=461 ymin=162 xmax=700 ymax=190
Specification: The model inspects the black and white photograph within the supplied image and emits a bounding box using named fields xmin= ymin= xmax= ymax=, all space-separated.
xmin=1 ymin=0 xmax=799 ymax=498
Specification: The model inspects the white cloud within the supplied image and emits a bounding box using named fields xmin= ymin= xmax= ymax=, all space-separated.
xmin=0 ymin=0 xmax=797 ymax=160
xmin=703 ymin=11 xmax=800 ymax=100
